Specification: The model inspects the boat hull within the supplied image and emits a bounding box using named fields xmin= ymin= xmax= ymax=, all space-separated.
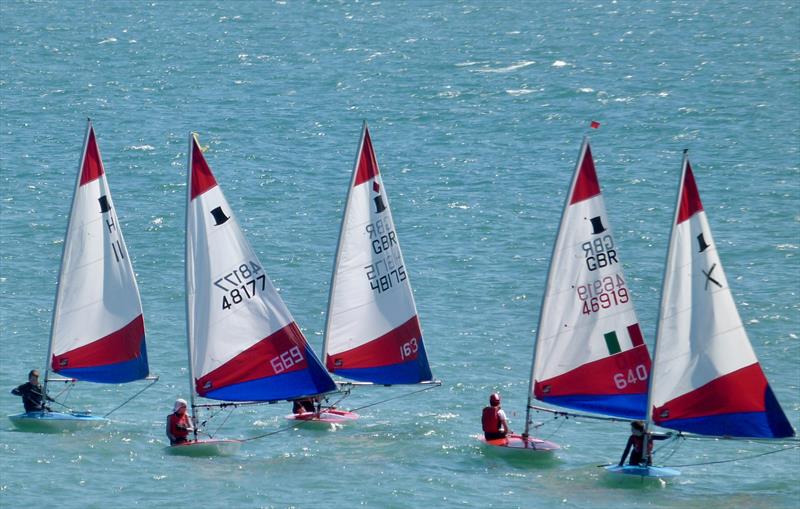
xmin=604 ymin=464 xmax=680 ymax=479
xmin=166 ymin=439 xmax=241 ymax=457
xmin=478 ymin=433 xmax=560 ymax=453
xmin=8 ymin=411 xmax=108 ymax=433
xmin=285 ymin=409 xmax=359 ymax=426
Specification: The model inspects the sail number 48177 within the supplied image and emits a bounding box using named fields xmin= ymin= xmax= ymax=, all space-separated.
xmin=613 ymin=364 xmax=648 ymax=390
xmin=271 ymin=346 xmax=304 ymax=374
xmin=214 ymin=261 xmax=266 ymax=310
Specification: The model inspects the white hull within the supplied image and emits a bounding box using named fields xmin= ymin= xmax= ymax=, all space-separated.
xmin=166 ymin=439 xmax=241 ymax=457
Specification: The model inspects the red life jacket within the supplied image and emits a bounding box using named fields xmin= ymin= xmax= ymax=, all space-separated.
xmin=168 ymin=412 xmax=191 ymax=441
xmin=482 ymin=406 xmax=501 ymax=433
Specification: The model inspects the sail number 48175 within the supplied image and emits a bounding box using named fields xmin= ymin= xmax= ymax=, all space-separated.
xmin=271 ymin=346 xmax=304 ymax=374
xmin=613 ymin=364 xmax=648 ymax=390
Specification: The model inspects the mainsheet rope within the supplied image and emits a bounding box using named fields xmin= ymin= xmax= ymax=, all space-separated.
xmin=103 ymin=377 xmax=159 ymax=417
xmin=663 ymin=444 xmax=800 ymax=468
xmin=235 ymin=382 xmax=442 ymax=443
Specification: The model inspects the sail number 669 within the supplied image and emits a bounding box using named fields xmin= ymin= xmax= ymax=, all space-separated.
xmin=613 ymin=364 xmax=648 ymax=390
xmin=271 ymin=346 xmax=304 ymax=374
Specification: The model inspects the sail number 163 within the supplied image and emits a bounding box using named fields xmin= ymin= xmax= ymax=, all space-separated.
xmin=399 ymin=337 xmax=419 ymax=360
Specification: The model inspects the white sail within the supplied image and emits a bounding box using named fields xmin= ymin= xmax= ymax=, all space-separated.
xmin=185 ymin=134 xmax=335 ymax=403
xmin=48 ymin=120 xmax=148 ymax=384
xmin=530 ymin=138 xmax=650 ymax=420
xmin=648 ymin=152 xmax=793 ymax=438
xmin=323 ymin=123 xmax=432 ymax=384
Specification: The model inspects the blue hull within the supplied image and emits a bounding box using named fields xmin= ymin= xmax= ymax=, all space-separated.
xmin=604 ymin=464 xmax=681 ymax=479
xmin=8 ymin=411 xmax=108 ymax=433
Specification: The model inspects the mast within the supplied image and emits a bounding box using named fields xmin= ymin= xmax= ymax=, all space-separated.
xmin=643 ymin=149 xmax=688 ymax=459
xmin=43 ymin=118 xmax=93 ymax=405
xmin=523 ymin=136 xmax=589 ymax=439
xmin=185 ymin=132 xmax=199 ymax=437
xmin=322 ymin=121 xmax=367 ymax=364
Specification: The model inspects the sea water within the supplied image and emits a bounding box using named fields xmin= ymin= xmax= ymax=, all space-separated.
xmin=1 ymin=1 xmax=798 ymax=508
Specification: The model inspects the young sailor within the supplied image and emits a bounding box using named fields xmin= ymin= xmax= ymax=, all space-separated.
xmin=482 ymin=393 xmax=511 ymax=440
xmin=618 ymin=420 xmax=671 ymax=466
xmin=167 ymin=398 xmax=195 ymax=445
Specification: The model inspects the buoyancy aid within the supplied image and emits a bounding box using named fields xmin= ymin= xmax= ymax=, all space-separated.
xmin=631 ymin=433 xmax=653 ymax=455
xmin=482 ymin=406 xmax=501 ymax=433
xmin=168 ymin=412 xmax=191 ymax=441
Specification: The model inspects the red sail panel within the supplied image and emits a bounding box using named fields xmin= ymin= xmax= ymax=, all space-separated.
xmin=190 ymin=137 xmax=218 ymax=200
xmin=195 ymin=322 xmax=310 ymax=396
xmin=79 ymin=126 xmax=105 ymax=185
xmin=353 ymin=127 xmax=380 ymax=187
xmin=52 ymin=315 xmax=145 ymax=370
xmin=326 ymin=316 xmax=422 ymax=371
xmin=569 ymin=143 xmax=601 ymax=204
xmin=535 ymin=344 xmax=651 ymax=398
xmin=653 ymin=363 xmax=770 ymax=423
xmin=676 ymin=160 xmax=704 ymax=224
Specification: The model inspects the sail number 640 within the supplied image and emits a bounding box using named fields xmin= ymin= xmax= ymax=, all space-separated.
xmin=271 ymin=346 xmax=304 ymax=374
xmin=613 ymin=364 xmax=648 ymax=390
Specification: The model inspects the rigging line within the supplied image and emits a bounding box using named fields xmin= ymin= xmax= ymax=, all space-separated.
xmin=528 ymin=404 xmax=634 ymax=424
xmin=48 ymin=383 xmax=76 ymax=411
xmin=103 ymin=378 xmax=159 ymax=418
xmin=240 ymin=421 xmax=309 ymax=442
xmin=346 ymin=383 xmax=441 ymax=413
xmin=319 ymin=387 xmax=352 ymax=411
xmin=672 ymin=434 xmax=800 ymax=444
xmin=664 ymin=444 xmax=799 ymax=468
xmin=207 ymin=407 xmax=236 ymax=438
xmin=539 ymin=417 xmax=567 ymax=440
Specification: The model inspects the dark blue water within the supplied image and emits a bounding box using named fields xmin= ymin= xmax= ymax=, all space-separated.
xmin=1 ymin=1 xmax=798 ymax=507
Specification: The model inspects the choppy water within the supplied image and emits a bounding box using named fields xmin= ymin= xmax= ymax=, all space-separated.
xmin=1 ymin=1 xmax=798 ymax=508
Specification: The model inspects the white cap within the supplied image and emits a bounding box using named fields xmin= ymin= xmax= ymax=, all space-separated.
xmin=174 ymin=398 xmax=188 ymax=412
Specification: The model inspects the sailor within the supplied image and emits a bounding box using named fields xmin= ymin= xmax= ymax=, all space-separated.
xmin=292 ymin=397 xmax=318 ymax=415
xmin=11 ymin=369 xmax=53 ymax=413
xmin=618 ymin=420 xmax=672 ymax=466
xmin=167 ymin=398 xmax=195 ymax=445
xmin=482 ymin=392 xmax=511 ymax=440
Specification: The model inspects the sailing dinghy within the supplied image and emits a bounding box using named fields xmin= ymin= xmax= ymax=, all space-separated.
xmin=176 ymin=133 xmax=337 ymax=454
xmin=297 ymin=123 xmax=438 ymax=424
xmin=8 ymin=120 xmax=155 ymax=433
xmin=481 ymin=137 xmax=651 ymax=454
xmin=605 ymin=151 xmax=796 ymax=477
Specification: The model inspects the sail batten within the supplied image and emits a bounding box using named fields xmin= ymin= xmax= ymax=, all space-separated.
xmin=323 ymin=123 xmax=433 ymax=385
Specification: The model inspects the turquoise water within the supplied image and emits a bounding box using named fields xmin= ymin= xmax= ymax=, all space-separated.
xmin=1 ymin=1 xmax=798 ymax=507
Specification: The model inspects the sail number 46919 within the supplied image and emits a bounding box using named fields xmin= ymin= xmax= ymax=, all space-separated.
xmin=271 ymin=346 xmax=304 ymax=374
xmin=613 ymin=364 xmax=648 ymax=390
xmin=576 ymin=274 xmax=628 ymax=315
